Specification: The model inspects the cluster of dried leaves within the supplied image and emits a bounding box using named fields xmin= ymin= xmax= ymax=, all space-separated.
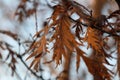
xmin=0 ymin=0 xmax=120 ymax=80
xmin=15 ymin=0 xmax=38 ymax=22
xmin=0 ymin=30 xmax=18 ymax=76
xmin=25 ymin=0 xmax=120 ymax=80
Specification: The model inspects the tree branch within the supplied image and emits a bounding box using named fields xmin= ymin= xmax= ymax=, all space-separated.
xmin=16 ymin=54 xmax=44 ymax=79
xmin=69 ymin=16 xmax=120 ymax=37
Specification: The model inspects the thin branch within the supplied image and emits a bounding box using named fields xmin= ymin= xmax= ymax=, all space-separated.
xmin=0 ymin=60 xmax=22 ymax=80
xmin=16 ymin=54 xmax=44 ymax=79
xmin=34 ymin=3 xmax=38 ymax=33
xmin=5 ymin=44 xmax=44 ymax=79
xmin=45 ymin=0 xmax=54 ymax=9
xmin=69 ymin=17 xmax=120 ymax=37
xmin=0 ymin=30 xmax=18 ymax=40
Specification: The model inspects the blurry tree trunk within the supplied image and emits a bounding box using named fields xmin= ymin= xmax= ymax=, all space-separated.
xmin=91 ymin=0 xmax=107 ymax=80
xmin=91 ymin=0 xmax=107 ymax=18
xmin=63 ymin=52 xmax=71 ymax=80
xmin=58 ymin=51 xmax=72 ymax=80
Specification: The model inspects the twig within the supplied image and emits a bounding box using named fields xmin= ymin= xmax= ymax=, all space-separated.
xmin=45 ymin=0 xmax=54 ymax=9
xmin=0 ymin=60 xmax=22 ymax=80
xmin=0 ymin=30 xmax=18 ymax=40
xmin=16 ymin=54 xmax=44 ymax=79
xmin=35 ymin=9 xmax=38 ymax=33
xmin=69 ymin=16 xmax=120 ymax=37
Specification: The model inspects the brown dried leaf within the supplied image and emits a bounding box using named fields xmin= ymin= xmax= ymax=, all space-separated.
xmin=83 ymin=55 xmax=112 ymax=80
xmin=76 ymin=47 xmax=84 ymax=72
xmin=117 ymin=38 xmax=120 ymax=76
xmin=84 ymin=27 xmax=102 ymax=52
xmin=26 ymin=26 xmax=49 ymax=70
xmin=51 ymin=13 xmax=80 ymax=65
xmin=0 ymin=30 xmax=18 ymax=40
xmin=0 ymin=53 xmax=2 ymax=59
